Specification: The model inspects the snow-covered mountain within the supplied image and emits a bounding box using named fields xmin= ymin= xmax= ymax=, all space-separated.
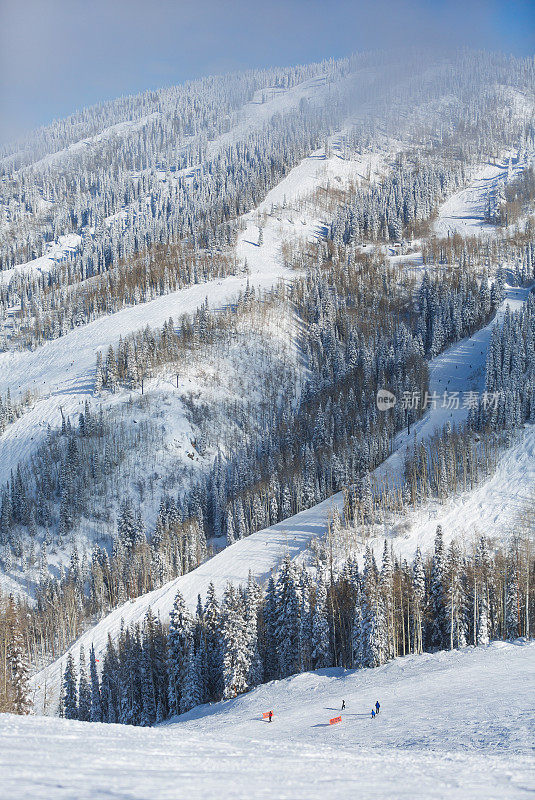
xmin=2 ymin=49 xmax=535 ymax=750
xmin=2 ymin=53 xmax=533 ymax=600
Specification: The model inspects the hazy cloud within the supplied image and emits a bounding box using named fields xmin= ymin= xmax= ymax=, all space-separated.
xmin=0 ymin=0 xmax=533 ymax=143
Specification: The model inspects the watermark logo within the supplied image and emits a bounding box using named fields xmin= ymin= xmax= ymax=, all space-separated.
xmin=376 ymin=389 xmax=397 ymax=411
xmin=376 ymin=389 xmax=502 ymax=412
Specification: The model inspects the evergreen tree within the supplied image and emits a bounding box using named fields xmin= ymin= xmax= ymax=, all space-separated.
xmin=89 ymin=645 xmax=102 ymax=722
xmin=180 ymin=644 xmax=202 ymax=713
xmin=220 ymin=584 xmax=250 ymax=699
xmin=310 ymin=573 xmax=331 ymax=669
xmin=429 ymin=526 xmax=447 ymax=650
xmin=412 ymin=548 xmax=426 ymax=654
xmin=63 ymin=653 xmax=78 ymax=720
xmin=167 ymin=589 xmax=194 ymax=715
xmin=203 ymin=583 xmax=223 ymax=700
xmin=274 ymin=557 xmax=301 ymax=678
xmin=77 ymin=646 xmax=91 ymax=721
xmin=261 ymin=576 xmax=279 ymax=681
xmin=359 ymin=546 xmax=388 ymax=668
xmin=7 ymin=598 xmax=32 ymax=715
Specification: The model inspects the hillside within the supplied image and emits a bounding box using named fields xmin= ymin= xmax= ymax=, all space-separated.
xmin=7 ymin=642 xmax=535 ymax=799
xmin=1 ymin=49 xmax=535 ymax=734
xmin=31 ymin=275 xmax=533 ymax=714
xmin=0 ymin=130 xmax=388 ymax=599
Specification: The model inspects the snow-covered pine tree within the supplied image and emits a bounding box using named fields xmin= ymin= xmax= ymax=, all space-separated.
xmin=274 ymin=557 xmax=301 ymax=678
xmin=94 ymin=351 xmax=104 ymax=394
xmin=140 ymin=637 xmax=157 ymax=726
xmin=261 ymin=576 xmax=279 ymax=682
xmin=359 ymin=546 xmax=388 ymax=668
xmin=101 ymin=634 xmax=120 ymax=723
xmin=77 ymin=645 xmax=91 ymax=721
xmin=6 ymin=597 xmax=32 ymax=715
xmin=220 ymin=584 xmax=250 ymax=699
xmin=505 ymin=557 xmax=521 ymax=640
xmin=411 ymin=547 xmax=426 ymax=654
xmin=428 ymin=526 xmax=447 ymax=650
xmin=351 ymin=581 xmax=364 ymax=668
xmin=89 ymin=644 xmax=102 ymax=722
xmin=62 ymin=653 xmax=78 ymax=720
xmin=310 ymin=572 xmax=331 ymax=669
xmin=474 ymin=537 xmax=491 ymax=646
xmin=245 ymin=577 xmax=264 ymax=689
xmin=380 ymin=540 xmax=396 ymax=659
xmin=180 ymin=644 xmax=202 ymax=713
xmin=167 ymin=589 xmax=194 ymax=715
xmin=203 ymin=582 xmax=223 ymax=700
xmin=445 ymin=541 xmax=468 ymax=650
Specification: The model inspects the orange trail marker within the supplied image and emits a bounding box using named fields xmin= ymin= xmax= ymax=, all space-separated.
xmin=262 ymin=711 xmax=274 ymax=719
xmin=329 ymin=716 xmax=342 ymax=725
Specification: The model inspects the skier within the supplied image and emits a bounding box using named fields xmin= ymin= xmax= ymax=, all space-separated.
xmin=375 ymin=701 xmax=380 ymax=715
xmin=371 ymin=708 xmax=375 ymax=719
xmin=341 ymin=700 xmax=346 ymax=711
xmin=268 ymin=711 xmax=273 ymax=723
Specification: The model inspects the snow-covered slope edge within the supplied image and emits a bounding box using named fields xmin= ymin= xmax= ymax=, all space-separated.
xmin=9 ymin=642 xmax=535 ymax=799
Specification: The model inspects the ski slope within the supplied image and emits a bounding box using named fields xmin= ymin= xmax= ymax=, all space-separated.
xmin=375 ymin=283 xmax=530 ymax=484
xmin=365 ymin=283 xmax=535 ymax=558
xmin=0 ymin=234 xmax=82 ymax=287
xmin=10 ymin=642 xmax=535 ymax=799
xmin=433 ymin=153 xmax=533 ymax=237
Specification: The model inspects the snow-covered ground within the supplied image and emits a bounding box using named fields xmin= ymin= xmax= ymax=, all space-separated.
xmin=11 ymin=642 xmax=535 ymax=799
xmin=433 ymin=152 xmax=534 ymax=237
xmin=0 ymin=233 xmax=82 ymax=286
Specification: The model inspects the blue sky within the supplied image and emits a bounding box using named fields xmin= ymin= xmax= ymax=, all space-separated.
xmin=0 ymin=0 xmax=533 ymax=143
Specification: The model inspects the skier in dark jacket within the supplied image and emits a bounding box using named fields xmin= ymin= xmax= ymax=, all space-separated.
xmin=341 ymin=700 xmax=346 ymax=710
xmin=375 ymin=701 xmax=380 ymax=715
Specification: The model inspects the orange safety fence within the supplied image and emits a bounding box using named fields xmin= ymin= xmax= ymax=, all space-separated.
xmin=329 ymin=716 xmax=342 ymax=725
xmin=262 ymin=711 xmax=274 ymax=719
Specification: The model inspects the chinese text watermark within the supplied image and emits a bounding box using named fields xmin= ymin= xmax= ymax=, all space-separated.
xmin=377 ymin=389 xmax=502 ymax=412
